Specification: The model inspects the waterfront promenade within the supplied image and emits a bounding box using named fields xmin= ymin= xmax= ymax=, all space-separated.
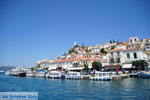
xmin=0 ymin=74 xmax=150 ymax=100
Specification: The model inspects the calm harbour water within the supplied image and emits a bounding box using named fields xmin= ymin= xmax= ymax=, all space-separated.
xmin=0 ymin=74 xmax=150 ymax=100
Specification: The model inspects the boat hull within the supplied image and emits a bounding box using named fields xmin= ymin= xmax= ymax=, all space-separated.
xmin=138 ymin=72 xmax=150 ymax=78
xmin=18 ymin=72 xmax=26 ymax=77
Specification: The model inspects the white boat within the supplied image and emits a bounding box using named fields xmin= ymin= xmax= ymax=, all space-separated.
xmin=26 ymin=71 xmax=34 ymax=77
xmin=5 ymin=71 xmax=10 ymax=75
xmin=66 ymin=72 xmax=83 ymax=80
xmin=0 ymin=70 xmax=4 ymax=73
xmin=10 ymin=68 xmax=27 ymax=77
xmin=35 ymin=70 xmax=46 ymax=78
xmin=47 ymin=71 xmax=65 ymax=79
xmin=10 ymin=69 xmax=18 ymax=76
xmin=90 ymin=71 xmax=112 ymax=81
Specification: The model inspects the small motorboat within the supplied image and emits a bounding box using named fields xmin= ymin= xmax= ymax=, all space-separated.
xmin=90 ymin=71 xmax=112 ymax=81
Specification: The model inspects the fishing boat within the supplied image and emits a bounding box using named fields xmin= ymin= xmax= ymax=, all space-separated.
xmin=66 ymin=71 xmax=83 ymax=80
xmin=90 ymin=71 xmax=112 ymax=81
xmin=17 ymin=69 xmax=27 ymax=77
xmin=47 ymin=71 xmax=65 ymax=79
xmin=137 ymin=71 xmax=150 ymax=78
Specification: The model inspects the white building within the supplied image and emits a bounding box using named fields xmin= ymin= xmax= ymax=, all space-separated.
xmin=129 ymin=37 xmax=139 ymax=44
xmin=123 ymin=48 xmax=148 ymax=63
xmin=106 ymin=48 xmax=148 ymax=70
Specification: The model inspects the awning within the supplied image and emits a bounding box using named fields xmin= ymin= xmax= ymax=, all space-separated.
xmin=122 ymin=64 xmax=132 ymax=69
xmin=68 ymin=67 xmax=85 ymax=71
xmin=104 ymin=65 xmax=121 ymax=70
xmin=48 ymin=67 xmax=57 ymax=70
xmin=36 ymin=68 xmax=44 ymax=70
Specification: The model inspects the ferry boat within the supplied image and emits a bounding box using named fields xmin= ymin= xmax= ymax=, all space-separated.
xmin=66 ymin=72 xmax=83 ymax=80
xmin=47 ymin=71 xmax=65 ymax=79
xmin=10 ymin=68 xmax=27 ymax=77
xmin=137 ymin=71 xmax=150 ymax=78
xmin=90 ymin=71 xmax=112 ymax=81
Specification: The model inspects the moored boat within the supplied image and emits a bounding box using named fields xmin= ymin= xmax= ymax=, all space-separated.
xmin=10 ymin=68 xmax=27 ymax=77
xmin=0 ymin=70 xmax=4 ymax=74
xmin=47 ymin=71 xmax=65 ymax=79
xmin=35 ymin=70 xmax=46 ymax=78
xmin=90 ymin=71 xmax=112 ymax=81
xmin=137 ymin=71 xmax=150 ymax=78
xmin=5 ymin=71 xmax=10 ymax=75
xmin=26 ymin=71 xmax=34 ymax=77
xmin=66 ymin=72 xmax=83 ymax=80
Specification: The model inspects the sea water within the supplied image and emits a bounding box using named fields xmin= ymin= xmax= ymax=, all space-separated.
xmin=0 ymin=74 xmax=150 ymax=100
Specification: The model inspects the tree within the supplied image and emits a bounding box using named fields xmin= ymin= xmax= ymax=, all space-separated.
xmin=89 ymin=50 xmax=92 ymax=52
xmin=84 ymin=64 xmax=88 ymax=73
xmin=92 ymin=61 xmax=102 ymax=71
xmin=73 ymin=44 xmax=79 ymax=48
xmin=35 ymin=64 xmax=41 ymax=70
xmin=31 ymin=67 xmax=34 ymax=71
xmin=111 ymin=45 xmax=115 ymax=50
xmin=63 ymin=52 xmax=66 ymax=56
xmin=69 ymin=48 xmax=74 ymax=54
xmin=110 ymin=40 xmax=112 ymax=43
xmin=100 ymin=48 xmax=107 ymax=54
xmin=74 ymin=51 xmax=78 ymax=54
xmin=85 ymin=49 xmax=89 ymax=53
xmin=132 ymin=60 xmax=149 ymax=71
xmin=113 ymin=39 xmax=115 ymax=43
xmin=82 ymin=42 xmax=84 ymax=48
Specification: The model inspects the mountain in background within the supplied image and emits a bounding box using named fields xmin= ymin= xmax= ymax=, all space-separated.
xmin=0 ymin=66 xmax=15 ymax=71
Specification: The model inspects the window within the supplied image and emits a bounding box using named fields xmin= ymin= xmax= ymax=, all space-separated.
xmin=135 ymin=39 xmax=136 ymax=41
xmin=133 ymin=53 xmax=137 ymax=59
xmin=117 ymin=58 xmax=120 ymax=63
xmin=117 ymin=51 xmax=120 ymax=56
xmin=110 ymin=58 xmax=114 ymax=63
xmin=111 ymin=52 xmax=113 ymax=57
xmin=127 ymin=53 xmax=130 ymax=59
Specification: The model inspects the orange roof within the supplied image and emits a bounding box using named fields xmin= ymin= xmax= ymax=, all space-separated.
xmin=52 ymin=59 xmax=73 ymax=63
xmin=52 ymin=57 xmax=89 ymax=63
xmin=73 ymin=57 xmax=88 ymax=60
xmin=39 ymin=60 xmax=49 ymax=63
xmin=123 ymin=41 xmax=129 ymax=43
xmin=100 ymin=59 xmax=107 ymax=63
xmin=125 ymin=48 xmax=138 ymax=51
xmin=88 ymin=58 xmax=98 ymax=61
xmin=108 ymin=48 xmax=123 ymax=52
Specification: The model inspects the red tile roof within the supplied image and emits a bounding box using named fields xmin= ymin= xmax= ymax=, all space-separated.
xmin=52 ymin=59 xmax=73 ymax=63
xmin=125 ymin=48 xmax=138 ymax=51
xmin=108 ymin=48 xmax=123 ymax=52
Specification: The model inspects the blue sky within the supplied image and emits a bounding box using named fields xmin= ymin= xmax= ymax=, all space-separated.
xmin=0 ymin=0 xmax=150 ymax=67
